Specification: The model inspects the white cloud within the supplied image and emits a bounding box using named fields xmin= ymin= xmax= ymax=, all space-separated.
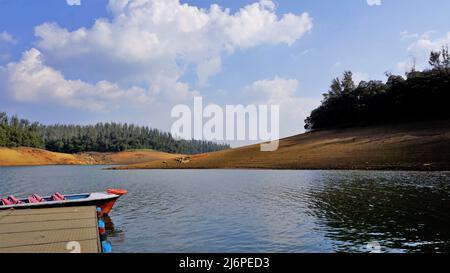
xmin=407 ymin=31 xmax=450 ymax=53
xmin=397 ymin=30 xmax=450 ymax=73
xmin=333 ymin=61 xmax=342 ymax=68
xmin=244 ymin=77 xmax=320 ymax=137
xmin=0 ymin=31 xmax=17 ymax=44
xmin=400 ymin=31 xmax=419 ymax=40
xmin=245 ymin=76 xmax=299 ymax=104
xmin=35 ymin=0 xmax=312 ymax=86
xmin=395 ymin=31 xmax=450 ymax=73
xmin=366 ymin=0 xmax=381 ymax=6
xmin=353 ymin=72 xmax=369 ymax=84
xmin=397 ymin=60 xmax=415 ymax=73
xmin=1 ymin=48 xmax=153 ymax=112
xmin=1 ymin=0 xmax=313 ymax=133
xmin=66 ymin=0 xmax=81 ymax=6
xmin=196 ymin=57 xmax=222 ymax=86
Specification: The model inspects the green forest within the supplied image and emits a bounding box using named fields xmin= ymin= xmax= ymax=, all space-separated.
xmin=305 ymin=47 xmax=450 ymax=130
xmin=0 ymin=114 xmax=229 ymax=154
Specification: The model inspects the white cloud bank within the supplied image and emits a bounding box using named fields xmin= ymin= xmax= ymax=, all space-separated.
xmin=0 ymin=31 xmax=17 ymax=44
xmin=2 ymin=48 xmax=152 ymax=112
xmin=35 ymin=0 xmax=312 ymax=88
xmin=1 ymin=0 xmax=314 ymax=135
xmin=407 ymin=31 xmax=450 ymax=53
xmin=244 ymin=77 xmax=320 ymax=137
xmin=397 ymin=31 xmax=450 ymax=73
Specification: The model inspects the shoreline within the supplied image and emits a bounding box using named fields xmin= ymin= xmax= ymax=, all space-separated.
xmin=0 ymin=159 xmax=447 ymax=171
xmin=2 ymin=121 xmax=450 ymax=171
xmin=112 ymin=120 xmax=450 ymax=172
xmin=109 ymin=165 xmax=449 ymax=172
xmin=0 ymin=164 xmax=447 ymax=172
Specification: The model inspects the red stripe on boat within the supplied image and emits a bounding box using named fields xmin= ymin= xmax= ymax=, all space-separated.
xmin=100 ymin=199 xmax=118 ymax=215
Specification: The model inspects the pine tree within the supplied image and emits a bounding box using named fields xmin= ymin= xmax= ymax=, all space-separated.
xmin=341 ymin=71 xmax=355 ymax=92
xmin=429 ymin=50 xmax=442 ymax=70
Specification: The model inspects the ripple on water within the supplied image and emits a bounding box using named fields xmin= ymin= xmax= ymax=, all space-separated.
xmin=1 ymin=167 xmax=449 ymax=253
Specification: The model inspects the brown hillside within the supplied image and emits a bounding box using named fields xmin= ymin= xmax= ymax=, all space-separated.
xmin=0 ymin=147 xmax=87 ymax=166
xmin=0 ymin=148 xmax=180 ymax=167
xmin=112 ymin=120 xmax=450 ymax=171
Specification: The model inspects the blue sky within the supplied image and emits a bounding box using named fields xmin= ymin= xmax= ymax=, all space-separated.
xmin=1 ymin=0 xmax=450 ymax=144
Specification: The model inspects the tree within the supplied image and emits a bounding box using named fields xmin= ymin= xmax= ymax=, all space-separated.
xmin=341 ymin=71 xmax=355 ymax=92
xmin=0 ymin=112 xmax=7 ymax=125
xmin=386 ymin=75 xmax=405 ymax=87
xmin=329 ymin=78 xmax=342 ymax=97
xmin=429 ymin=50 xmax=442 ymax=70
xmin=442 ymin=45 xmax=450 ymax=69
xmin=429 ymin=45 xmax=450 ymax=70
xmin=304 ymin=49 xmax=450 ymax=130
xmin=0 ymin=113 xmax=229 ymax=153
xmin=0 ymin=125 xmax=7 ymax=146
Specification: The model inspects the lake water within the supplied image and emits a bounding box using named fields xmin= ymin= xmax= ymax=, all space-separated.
xmin=1 ymin=166 xmax=449 ymax=253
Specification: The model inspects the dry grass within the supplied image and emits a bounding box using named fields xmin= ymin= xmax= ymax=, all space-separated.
xmin=0 ymin=147 xmax=87 ymax=166
xmin=113 ymin=120 xmax=450 ymax=171
xmin=0 ymin=148 xmax=180 ymax=167
xmin=78 ymin=150 xmax=181 ymax=165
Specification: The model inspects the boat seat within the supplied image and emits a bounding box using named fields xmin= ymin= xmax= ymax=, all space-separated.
xmin=52 ymin=192 xmax=65 ymax=201
xmin=8 ymin=195 xmax=23 ymax=204
xmin=28 ymin=194 xmax=45 ymax=203
xmin=33 ymin=194 xmax=44 ymax=202
xmin=28 ymin=196 xmax=39 ymax=203
xmin=1 ymin=198 xmax=13 ymax=205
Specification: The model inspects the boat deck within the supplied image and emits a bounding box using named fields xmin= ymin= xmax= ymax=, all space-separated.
xmin=0 ymin=206 xmax=101 ymax=253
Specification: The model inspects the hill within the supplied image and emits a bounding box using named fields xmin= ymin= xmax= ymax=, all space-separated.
xmin=112 ymin=120 xmax=450 ymax=171
xmin=0 ymin=148 xmax=180 ymax=166
xmin=0 ymin=147 xmax=87 ymax=166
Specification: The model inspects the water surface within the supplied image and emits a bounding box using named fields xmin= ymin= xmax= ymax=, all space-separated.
xmin=1 ymin=166 xmax=449 ymax=253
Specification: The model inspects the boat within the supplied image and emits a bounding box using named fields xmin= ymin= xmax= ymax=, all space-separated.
xmin=0 ymin=189 xmax=127 ymax=215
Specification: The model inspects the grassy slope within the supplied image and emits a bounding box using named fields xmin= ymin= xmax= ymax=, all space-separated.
xmin=0 ymin=147 xmax=87 ymax=166
xmin=113 ymin=120 xmax=450 ymax=171
xmin=79 ymin=150 xmax=181 ymax=165
xmin=0 ymin=148 xmax=180 ymax=166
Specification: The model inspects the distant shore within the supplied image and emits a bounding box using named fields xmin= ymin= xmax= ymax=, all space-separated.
xmin=0 ymin=148 xmax=180 ymax=167
xmin=1 ymin=120 xmax=449 ymax=171
xmin=112 ymin=120 xmax=450 ymax=171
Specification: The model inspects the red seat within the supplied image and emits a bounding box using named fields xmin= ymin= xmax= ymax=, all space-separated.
xmin=1 ymin=198 xmax=13 ymax=205
xmin=28 ymin=196 xmax=39 ymax=203
xmin=52 ymin=192 xmax=65 ymax=201
xmin=33 ymin=194 xmax=44 ymax=202
xmin=28 ymin=194 xmax=45 ymax=203
xmin=8 ymin=195 xmax=23 ymax=204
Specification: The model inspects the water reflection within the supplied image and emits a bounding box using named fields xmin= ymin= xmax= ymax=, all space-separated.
xmin=308 ymin=172 xmax=450 ymax=252
xmin=104 ymin=215 xmax=115 ymax=233
xmin=1 ymin=167 xmax=449 ymax=253
xmin=104 ymin=215 xmax=127 ymax=246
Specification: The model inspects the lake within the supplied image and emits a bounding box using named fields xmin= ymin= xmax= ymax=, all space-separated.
xmin=1 ymin=166 xmax=449 ymax=253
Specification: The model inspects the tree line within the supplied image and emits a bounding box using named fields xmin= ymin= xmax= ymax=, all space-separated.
xmin=305 ymin=46 xmax=450 ymax=130
xmin=0 ymin=114 xmax=229 ymax=154
xmin=0 ymin=114 xmax=44 ymax=148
